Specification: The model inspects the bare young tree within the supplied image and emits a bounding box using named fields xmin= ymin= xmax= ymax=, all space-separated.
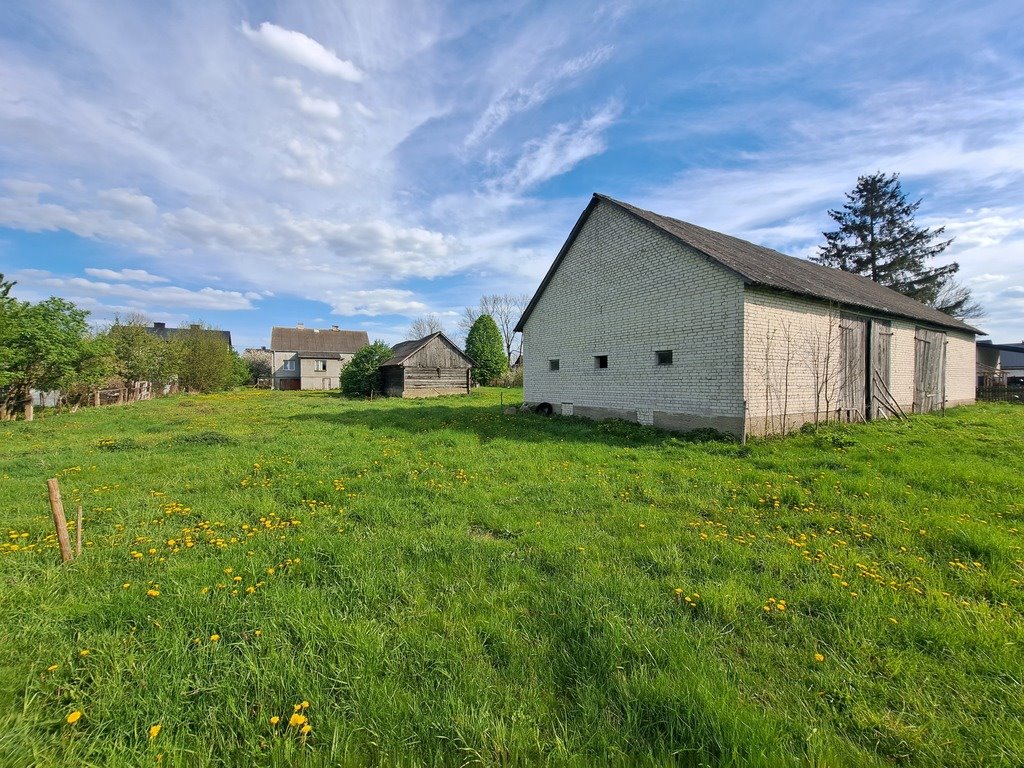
xmin=804 ymin=306 xmax=842 ymax=426
xmin=459 ymin=294 xmax=529 ymax=363
xmin=408 ymin=315 xmax=445 ymax=339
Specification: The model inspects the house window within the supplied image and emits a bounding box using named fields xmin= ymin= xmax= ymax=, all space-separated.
xmin=595 ymin=355 xmax=608 ymax=369
xmin=314 ymin=360 xmax=327 ymax=372
xmin=656 ymin=350 xmax=673 ymax=366
xmin=282 ymin=359 xmax=296 ymax=371
xmin=549 ymin=359 xmax=560 ymax=371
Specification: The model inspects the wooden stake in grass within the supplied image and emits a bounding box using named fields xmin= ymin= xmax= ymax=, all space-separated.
xmin=46 ymin=478 xmax=73 ymax=563
xmin=76 ymin=505 xmax=83 ymax=558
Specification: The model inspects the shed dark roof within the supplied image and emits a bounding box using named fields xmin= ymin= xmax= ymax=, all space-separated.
xmin=270 ymin=327 xmax=369 ymax=354
xmin=515 ymin=194 xmax=983 ymax=335
xmin=380 ymin=332 xmax=474 ymax=367
xmin=146 ymin=323 xmax=232 ymax=347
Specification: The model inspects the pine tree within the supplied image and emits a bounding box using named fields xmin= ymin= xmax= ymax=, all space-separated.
xmin=814 ymin=172 xmax=979 ymax=318
xmin=0 ymin=273 xmax=14 ymax=300
xmin=464 ymin=314 xmax=508 ymax=386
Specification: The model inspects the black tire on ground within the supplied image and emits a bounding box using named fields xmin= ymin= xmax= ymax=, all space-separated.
xmin=534 ymin=402 xmax=554 ymax=416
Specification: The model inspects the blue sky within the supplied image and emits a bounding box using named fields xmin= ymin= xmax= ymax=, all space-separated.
xmin=2 ymin=0 xmax=1023 ymax=349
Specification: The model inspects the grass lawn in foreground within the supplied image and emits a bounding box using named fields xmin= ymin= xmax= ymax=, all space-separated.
xmin=0 ymin=388 xmax=1022 ymax=767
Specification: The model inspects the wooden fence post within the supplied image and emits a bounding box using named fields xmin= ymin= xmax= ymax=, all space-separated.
xmin=24 ymin=399 xmax=34 ymax=422
xmin=46 ymin=479 xmax=73 ymax=562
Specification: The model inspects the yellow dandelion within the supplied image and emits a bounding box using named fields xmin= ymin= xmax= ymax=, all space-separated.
xmin=270 ymin=716 xmax=280 ymax=725
xmin=254 ymin=630 xmax=263 ymax=637
xmin=148 ymin=724 xmax=162 ymax=740
xmin=674 ymin=588 xmax=684 ymax=595
xmin=122 ymin=582 xmax=131 ymax=589
xmin=79 ymin=649 xmax=90 ymax=657
xmin=209 ymin=634 xmax=220 ymax=642
xmin=147 ymin=589 xmax=160 ymax=598
xmin=46 ymin=664 xmax=58 ymax=672
xmin=300 ymin=700 xmax=310 ymax=710
xmin=300 ymin=724 xmax=312 ymax=735
xmin=288 ymin=713 xmax=307 ymax=728
xmin=66 ymin=710 xmax=82 ymax=724
xmin=814 ymin=653 xmax=825 ymax=663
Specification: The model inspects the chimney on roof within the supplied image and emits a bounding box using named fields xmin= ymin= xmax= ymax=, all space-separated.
xmin=296 ymin=322 xmax=304 ymax=329
xmin=153 ymin=322 xmax=165 ymax=330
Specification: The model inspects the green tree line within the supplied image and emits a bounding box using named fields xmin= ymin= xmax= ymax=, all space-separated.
xmin=0 ymin=277 xmax=248 ymax=420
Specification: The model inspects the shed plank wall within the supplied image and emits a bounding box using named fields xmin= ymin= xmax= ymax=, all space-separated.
xmin=384 ymin=336 xmax=471 ymax=397
xmin=404 ymin=339 xmax=467 ymax=369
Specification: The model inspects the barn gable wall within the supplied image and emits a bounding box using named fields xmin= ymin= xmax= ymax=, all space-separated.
xmin=522 ymin=200 xmax=747 ymax=435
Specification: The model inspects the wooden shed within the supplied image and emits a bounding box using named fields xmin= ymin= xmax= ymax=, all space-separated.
xmin=381 ymin=332 xmax=473 ymax=397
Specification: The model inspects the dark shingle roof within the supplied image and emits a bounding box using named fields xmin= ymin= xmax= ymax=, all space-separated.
xmin=146 ymin=324 xmax=232 ymax=347
xmin=381 ymin=332 xmax=474 ymax=367
xmin=270 ymin=327 xmax=369 ymax=354
xmin=515 ymin=194 xmax=983 ymax=335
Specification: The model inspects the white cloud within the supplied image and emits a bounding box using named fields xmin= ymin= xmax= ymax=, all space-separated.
xmin=97 ymin=188 xmax=158 ymax=216
xmin=281 ymin=139 xmax=336 ymax=187
xmin=14 ymin=269 xmax=259 ymax=311
xmin=271 ymin=77 xmax=342 ymax=120
xmin=241 ymin=21 xmax=363 ymax=82
xmin=499 ymin=100 xmax=622 ymax=192
xmin=84 ymin=268 xmax=169 ymax=283
xmin=3 ymin=179 xmax=51 ymax=197
xmin=465 ymin=44 xmax=614 ymax=148
xmin=326 ymin=288 xmax=429 ymax=316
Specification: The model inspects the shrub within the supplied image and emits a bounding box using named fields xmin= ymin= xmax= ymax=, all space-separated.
xmin=495 ymin=367 xmax=523 ymax=388
xmin=340 ymin=341 xmax=393 ymax=397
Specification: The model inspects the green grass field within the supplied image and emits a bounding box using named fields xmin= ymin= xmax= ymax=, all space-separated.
xmin=0 ymin=389 xmax=1022 ymax=767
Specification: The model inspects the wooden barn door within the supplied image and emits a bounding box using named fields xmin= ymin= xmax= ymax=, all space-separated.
xmin=839 ymin=314 xmax=868 ymax=420
xmin=868 ymin=320 xmax=893 ymax=418
xmin=913 ymin=328 xmax=946 ymax=413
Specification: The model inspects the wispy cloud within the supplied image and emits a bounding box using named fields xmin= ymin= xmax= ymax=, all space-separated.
xmin=271 ymin=77 xmax=342 ymax=120
xmin=465 ymin=45 xmax=614 ymax=148
xmin=499 ymin=100 xmax=622 ymax=192
xmin=241 ymin=21 xmax=363 ymax=82
xmin=84 ymin=268 xmax=169 ymax=283
xmin=15 ymin=269 xmax=259 ymax=311
xmin=326 ymin=288 xmax=429 ymax=316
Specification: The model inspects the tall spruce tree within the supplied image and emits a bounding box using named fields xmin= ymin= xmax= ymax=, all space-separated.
xmin=464 ymin=314 xmax=507 ymax=386
xmin=814 ymin=172 xmax=979 ymax=318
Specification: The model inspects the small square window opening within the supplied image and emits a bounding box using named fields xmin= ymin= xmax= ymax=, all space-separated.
xmin=595 ymin=355 xmax=608 ymax=369
xmin=314 ymin=360 xmax=327 ymax=372
xmin=656 ymin=350 xmax=673 ymax=366
xmin=549 ymin=359 xmax=560 ymax=371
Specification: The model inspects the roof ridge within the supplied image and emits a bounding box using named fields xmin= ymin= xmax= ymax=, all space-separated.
xmin=593 ymin=194 xmax=982 ymax=335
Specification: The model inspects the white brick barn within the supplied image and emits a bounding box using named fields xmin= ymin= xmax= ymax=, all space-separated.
xmin=516 ymin=194 xmax=981 ymax=437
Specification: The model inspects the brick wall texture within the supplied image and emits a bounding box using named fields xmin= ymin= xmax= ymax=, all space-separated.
xmin=522 ymin=200 xmax=976 ymax=437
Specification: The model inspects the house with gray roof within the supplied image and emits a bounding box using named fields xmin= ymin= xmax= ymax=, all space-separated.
xmin=516 ymin=194 xmax=981 ymax=437
xmin=146 ymin=322 xmax=232 ymax=347
xmin=380 ymin=332 xmax=473 ymax=397
xmin=270 ymin=325 xmax=369 ymax=390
